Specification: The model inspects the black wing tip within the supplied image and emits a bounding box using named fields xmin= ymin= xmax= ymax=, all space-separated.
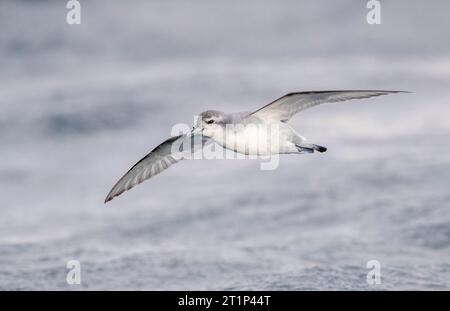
xmin=104 ymin=193 xmax=114 ymax=204
xmin=104 ymin=187 xmax=123 ymax=203
xmin=104 ymin=186 xmax=127 ymax=204
xmin=369 ymin=90 xmax=412 ymax=94
xmin=284 ymin=90 xmax=411 ymax=96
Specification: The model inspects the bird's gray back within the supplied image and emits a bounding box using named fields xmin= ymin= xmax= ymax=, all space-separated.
xmin=224 ymin=111 xmax=262 ymax=125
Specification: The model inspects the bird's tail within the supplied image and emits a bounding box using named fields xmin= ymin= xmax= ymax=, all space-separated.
xmin=312 ymin=144 xmax=327 ymax=152
xmin=295 ymin=143 xmax=327 ymax=153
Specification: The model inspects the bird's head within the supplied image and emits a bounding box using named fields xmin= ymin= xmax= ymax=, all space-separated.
xmin=192 ymin=110 xmax=226 ymax=138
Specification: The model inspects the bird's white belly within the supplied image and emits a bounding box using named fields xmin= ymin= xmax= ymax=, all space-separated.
xmin=220 ymin=125 xmax=284 ymax=155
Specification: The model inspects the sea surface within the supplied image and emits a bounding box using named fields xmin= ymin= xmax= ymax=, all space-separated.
xmin=0 ymin=0 xmax=449 ymax=290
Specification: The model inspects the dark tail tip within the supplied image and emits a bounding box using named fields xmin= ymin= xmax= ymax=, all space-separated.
xmin=313 ymin=144 xmax=327 ymax=153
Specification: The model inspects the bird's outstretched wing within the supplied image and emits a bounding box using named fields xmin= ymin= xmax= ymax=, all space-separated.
xmin=250 ymin=90 xmax=407 ymax=123
xmin=104 ymin=134 xmax=207 ymax=203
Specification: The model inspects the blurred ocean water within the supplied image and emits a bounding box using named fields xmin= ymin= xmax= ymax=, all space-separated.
xmin=0 ymin=0 xmax=449 ymax=290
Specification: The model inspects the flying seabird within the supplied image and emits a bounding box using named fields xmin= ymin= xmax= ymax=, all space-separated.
xmin=104 ymin=90 xmax=407 ymax=203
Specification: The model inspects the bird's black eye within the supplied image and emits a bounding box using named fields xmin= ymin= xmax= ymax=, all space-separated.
xmin=207 ymin=119 xmax=214 ymax=124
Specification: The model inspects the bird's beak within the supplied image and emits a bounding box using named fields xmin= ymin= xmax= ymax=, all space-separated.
xmin=191 ymin=127 xmax=203 ymax=135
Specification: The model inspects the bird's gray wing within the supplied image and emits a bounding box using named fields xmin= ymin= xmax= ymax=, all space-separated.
xmin=105 ymin=134 xmax=208 ymax=203
xmin=249 ymin=90 xmax=406 ymax=123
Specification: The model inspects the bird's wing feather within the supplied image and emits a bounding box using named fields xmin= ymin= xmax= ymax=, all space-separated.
xmin=104 ymin=134 xmax=207 ymax=203
xmin=249 ymin=90 xmax=407 ymax=122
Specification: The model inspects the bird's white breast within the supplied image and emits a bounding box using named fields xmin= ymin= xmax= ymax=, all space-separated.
xmin=217 ymin=124 xmax=285 ymax=155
